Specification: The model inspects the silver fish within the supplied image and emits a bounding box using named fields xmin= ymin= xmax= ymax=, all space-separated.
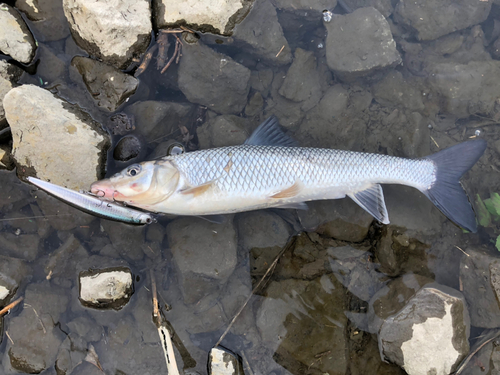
xmin=90 ymin=117 xmax=486 ymax=232
xmin=27 ymin=177 xmax=154 ymax=225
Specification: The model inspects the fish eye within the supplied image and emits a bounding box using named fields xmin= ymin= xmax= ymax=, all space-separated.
xmin=126 ymin=164 xmax=141 ymax=177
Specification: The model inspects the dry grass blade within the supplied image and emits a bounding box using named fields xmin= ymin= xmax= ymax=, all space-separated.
xmin=453 ymin=329 xmax=500 ymax=374
xmin=215 ymin=236 xmax=296 ymax=347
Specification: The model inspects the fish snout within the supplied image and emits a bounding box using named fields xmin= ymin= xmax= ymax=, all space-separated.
xmin=90 ymin=182 xmax=117 ymax=199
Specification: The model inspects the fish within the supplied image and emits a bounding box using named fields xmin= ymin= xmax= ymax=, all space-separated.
xmin=90 ymin=117 xmax=487 ymax=232
xmin=27 ymin=177 xmax=154 ymax=225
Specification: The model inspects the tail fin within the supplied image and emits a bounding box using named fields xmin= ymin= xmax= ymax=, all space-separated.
xmin=423 ymin=139 xmax=486 ymax=233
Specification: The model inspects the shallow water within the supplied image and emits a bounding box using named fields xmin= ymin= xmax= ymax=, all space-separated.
xmin=1 ymin=1 xmax=500 ymax=374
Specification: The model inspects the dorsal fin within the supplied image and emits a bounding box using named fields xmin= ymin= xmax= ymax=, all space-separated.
xmin=244 ymin=116 xmax=298 ymax=147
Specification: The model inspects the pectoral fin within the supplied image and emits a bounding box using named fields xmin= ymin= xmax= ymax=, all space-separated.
xmin=348 ymin=184 xmax=389 ymax=224
xmin=270 ymin=181 xmax=302 ymax=199
xmin=180 ymin=181 xmax=215 ymax=197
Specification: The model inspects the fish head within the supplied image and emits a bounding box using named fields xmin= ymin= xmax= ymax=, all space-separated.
xmin=90 ymin=161 xmax=180 ymax=208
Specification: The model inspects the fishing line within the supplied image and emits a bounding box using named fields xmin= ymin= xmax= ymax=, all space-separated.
xmin=0 ymin=214 xmax=73 ymax=222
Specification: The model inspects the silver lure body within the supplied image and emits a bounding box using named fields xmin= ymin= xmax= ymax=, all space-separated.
xmin=27 ymin=177 xmax=154 ymax=225
xmin=154 ymin=145 xmax=436 ymax=218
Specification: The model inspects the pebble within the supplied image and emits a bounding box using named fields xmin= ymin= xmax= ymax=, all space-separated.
xmin=0 ymin=3 xmax=37 ymax=63
xmin=113 ymin=135 xmax=142 ymax=162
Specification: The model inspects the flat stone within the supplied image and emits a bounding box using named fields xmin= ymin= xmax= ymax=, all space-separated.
xmin=0 ymin=3 xmax=37 ymax=63
xmin=379 ymin=284 xmax=470 ymax=375
xmin=196 ymin=115 xmax=250 ymax=149
xmin=0 ymin=60 xmax=23 ymax=124
xmin=166 ymin=217 xmax=238 ymax=304
xmin=427 ymin=61 xmax=500 ymax=119
xmin=0 ymin=255 xmax=29 ymax=304
xmin=154 ymin=0 xmax=253 ymax=36
xmin=178 ymin=37 xmax=251 ymax=115
xmin=63 ymin=0 xmax=152 ymax=69
xmin=3 ymin=85 xmax=110 ymax=191
xmin=209 ymin=347 xmax=244 ymax=375
xmin=460 ymin=248 xmax=500 ymax=328
xmin=72 ymin=56 xmax=138 ymax=112
xmin=394 ymin=0 xmax=492 ymax=41
xmin=325 ymin=7 xmax=401 ymax=81
xmin=231 ymin=0 xmax=292 ymax=66
xmin=79 ymin=267 xmax=134 ymax=310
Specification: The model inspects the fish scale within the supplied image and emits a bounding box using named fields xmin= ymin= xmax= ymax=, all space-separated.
xmin=167 ymin=145 xmax=437 ymax=197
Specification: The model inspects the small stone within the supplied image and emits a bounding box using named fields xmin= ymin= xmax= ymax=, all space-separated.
xmin=154 ymin=0 xmax=253 ymax=35
xmin=325 ymin=7 xmax=401 ymax=81
xmin=0 ymin=3 xmax=37 ymax=63
xmin=0 ymin=60 xmax=23 ymax=124
xmin=394 ymin=0 xmax=491 ymax=41
xmin=113 ymin=135 xmax=142 ymax=161
xmin=178 ymin=37 xmax=251 ymax=115
xmin=378 ymin=284 xmax=470 ymax=375
xmin=108 ymin=112 xmax=135 ymax=135
xmin=72 ymin=56 xmax=138 ymax=112
xmin=3 ymin=85 xmax=110 ymax=191
xmin=209 ymin=347 xmax=244 ymax=375
xmin=79 ymin=267 xmax=134 ymax=310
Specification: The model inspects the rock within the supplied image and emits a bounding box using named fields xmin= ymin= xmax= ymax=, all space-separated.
xmin=0 ymin=231 xmax=40 ymax=261
xmin=178 ymin=36 xmax=251 ymax=115
xmin=100 ymin=220 xmax=145 ymax=261
xmin=371 ymin=71 xmax=425 ymax=113
xmin=345 ymin=0 xmax=393 ymax=17
xmin=249 ymin=68 xmax=273 ymax=98
xmin=107 ymin=112 xmax=135 ymax=135
xmin=3 ymin=85 xmax=110 ymax=190
xmin=196 ymin=115 xmax=250 ymax=149
xmin=0 ymin=60 xmax=23 ymax=125
xmin=271 ymin=0 xmax=335 ymax=14
xmin=278 ymin=48 xmax=322 ymax=112
xmin=460 ymin=248 xmax=500 ymax=328
xmin=231 ymin=0 xmax=292 ymax=66
xmin=325 ymin=7 xmax=401 ymax=81
xmin=0 ymin=255 xmax=29 ymax=305
xmin=113 ymin=135 xmax=142 ymax=161
xmin=298 ymin=198 xmax=373 ymax=242
xmin=245 ymin=91 xmax=264 ymax=117
xmin=0 ymin=4 xmax=37 ymax=64
xmin=328 ymin=246 xmax=387 ymax=302
xmin=154 ymin=0 xmax=253 ymax=36
xmin=379 ymin=284 xmax=470 ymax=375
xmin=79 ymin=267 xmax=134 ymax=310
xmin=16 ymin=0 xmax=70 ymax=42
xmin=72 ymin=56 xmax=138 ymax=112
xmin=427 ymin=61 xmax=500 ymax=119
xmin=209 ymin=347 xmax=244 ymax=375
xmin=166 ymin=217 xmax=238 ymax=304
xmin=5 ymin=282 xmax=68 ymax=374
xmin=125 ymin=100 xmax=194 ymax=143
xmin=256 ymin=275 xmax=348 ymax=373
xmin=63 ymin=0 xmax=152 ymax=69
xmin=394 ymin=0 xmax=491 ymax=41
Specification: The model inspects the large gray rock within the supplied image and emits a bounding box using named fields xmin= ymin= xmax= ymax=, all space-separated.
xmin=154 ymin=0 xmax=253 ymax=35
xmin=325 ymin=7 xmax=401 ymax=81
xmin=427 ymin=61 xmax=500 ymax=119
xmin=231 ymin=0 xmax=292 ymax=66
xmin=166 ymin=217 xmax=238 ymax=304
xmin=5 ymin=282 xmax=69 ymax=374
xmin=0 ymin=3 xmax=37 ymax=64
xmin=256 ymin=276 xmax=348 ymax=374
xmin=178 ymin=36 xmax=251 ymax=114
xmin=379 ymin=284 xmax=470 ymax=375
xmin=196 ymin=115 xmax=250 ymax=149
xmin=3 ymin=85 xmax=110 ymax=190
xmin=0 ymin=60 xmax=23 ymax=125
xmin=16 ymin=0 xmax=70 ymax=42
xmin=63 ymin=0 xmax=152 ymax=69
xmin=394 ymin=0 xmax=492 ymax=41
xmin=460 ymin=249 xmax=500 ymax=328
xmin=71 ymin=56 xmax=138 ymax=112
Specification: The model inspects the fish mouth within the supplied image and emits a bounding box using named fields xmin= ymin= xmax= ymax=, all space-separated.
xmin=90 ymin=182 xmax=123 ymax=200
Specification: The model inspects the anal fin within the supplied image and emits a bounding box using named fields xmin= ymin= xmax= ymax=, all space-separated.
xmin=348 ymin=184 xmax=389 ymax=224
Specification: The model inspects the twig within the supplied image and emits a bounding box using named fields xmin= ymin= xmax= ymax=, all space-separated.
xmin=455 ymin=246 xmax=469 ymax=257
xmin=0 ymin=297 xmax=23 ymax=317
xmin=454 ymin=329 xmax=500 ymax=374
xmin=215 ymin=237 xmax=295 ymax=347
xmin=135 ymin=44 xmax=158 ymax=77
xmin=276 ymin=45 xmax=285 ymax=58
xmin=150 ymin=271 xmax=180 ymax=375
xmin=5 ymin=330 xmax=14 ymax=345
xmin=161 ymin=38 xmax=180 ymax=74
